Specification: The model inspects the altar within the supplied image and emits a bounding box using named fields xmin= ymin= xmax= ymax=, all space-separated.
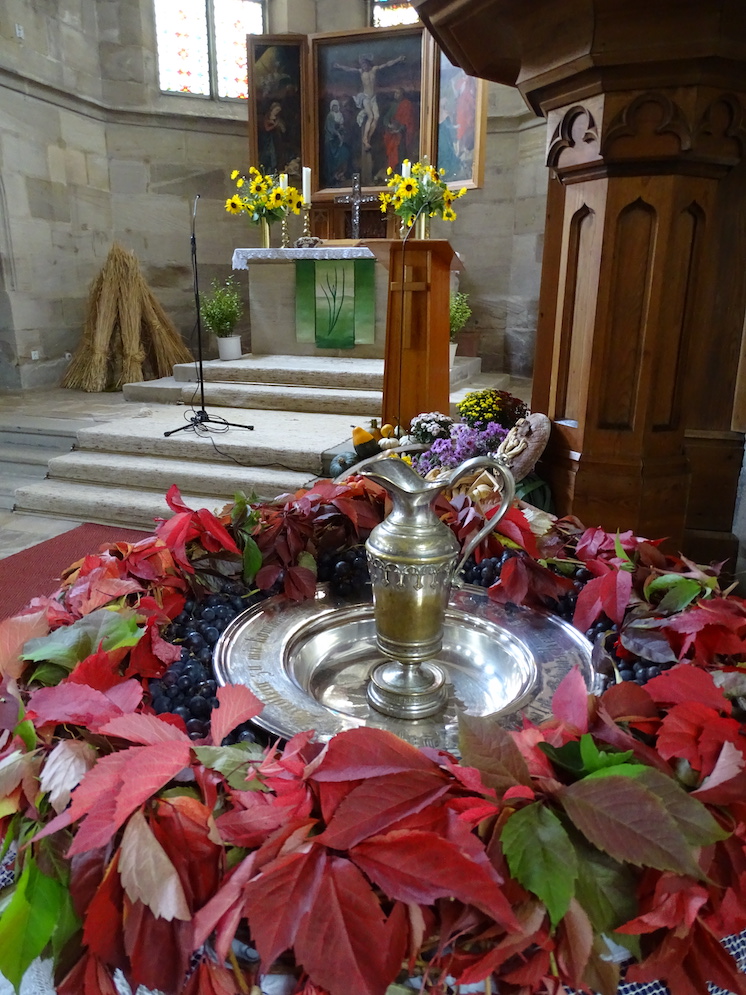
xmin=233 ymin=240 xmax=460 ymax=431
xmin=231 ymin=245 xmax=386 ymax=358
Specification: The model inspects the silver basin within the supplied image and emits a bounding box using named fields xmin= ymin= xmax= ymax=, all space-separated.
xmin=214 ymin=584 xmax=596 ymax=752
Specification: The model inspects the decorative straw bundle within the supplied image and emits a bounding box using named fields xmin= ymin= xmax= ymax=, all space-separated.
xmin=62 ymin=243 xmax=192 ymax=392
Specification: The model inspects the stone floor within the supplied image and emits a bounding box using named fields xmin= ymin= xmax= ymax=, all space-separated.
xmin=0 ymin=389 xmax=133 ymax=559
xmin=0 ymin=374 xmax=532 ymax=560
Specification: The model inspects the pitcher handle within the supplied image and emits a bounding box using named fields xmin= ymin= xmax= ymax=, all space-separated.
xmin=445 ymin=455 xmax=516 ymax=586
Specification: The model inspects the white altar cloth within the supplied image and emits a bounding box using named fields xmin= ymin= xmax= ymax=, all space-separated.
xmin=232 ymin=247 xmax=376 ymax=269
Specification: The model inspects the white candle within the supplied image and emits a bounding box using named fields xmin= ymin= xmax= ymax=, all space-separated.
xmin=401 ymin=160 xmax=411 ymax=178
xmin=302 ymin=167 xmax=312 ymax=205
xmin=279 ymin=173 xmax=288 ymax=190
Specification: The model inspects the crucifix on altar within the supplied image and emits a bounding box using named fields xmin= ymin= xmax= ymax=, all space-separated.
xmin=333 ymin=173 xmax=380 ymax=239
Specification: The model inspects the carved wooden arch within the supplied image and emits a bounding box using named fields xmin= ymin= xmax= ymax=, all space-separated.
xmin=694 ymin=93 xmax=746 ymax=164
xmin=547 ymin=105 xmax=599 ymax=169
xmin=602 ymin=92 xmax=691 ymax=159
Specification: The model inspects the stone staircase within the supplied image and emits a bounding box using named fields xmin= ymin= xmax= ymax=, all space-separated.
xmin=11 ymin=354 xmax=485 ymax=530
xmin=0 ymin=419 xmax=80 ymax=510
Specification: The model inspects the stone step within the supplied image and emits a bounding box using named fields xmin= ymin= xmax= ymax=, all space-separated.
xmin=123 ymin=356 xmax=481 ymax=411
xmin=46 ymin=451 xmax=311 ymax=501
xmin=187 ymin=382 xmax=382 ymax=415
xmin=172 ymin=355 xmax=386 ymax=390
xmin=0 ymin=442 xmax=64 ymax=465
xmin=12 ymin=479 xmax=240 ymax=531
xmin=70 ymin=404 xmax=365 ymax=475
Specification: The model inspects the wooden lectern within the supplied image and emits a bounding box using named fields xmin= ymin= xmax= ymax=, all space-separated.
xmin=363 ymin=239 xmax=455 ymax=431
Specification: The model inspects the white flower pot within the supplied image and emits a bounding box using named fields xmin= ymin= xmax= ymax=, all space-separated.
xmin=449 ymin=341 xmax=458 ymax=368
xmin=217 ymin=334 xmax=243 ymax=361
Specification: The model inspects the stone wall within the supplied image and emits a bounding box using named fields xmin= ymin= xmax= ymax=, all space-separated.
xmin=0 ymin=0 xmax=548 ymax=389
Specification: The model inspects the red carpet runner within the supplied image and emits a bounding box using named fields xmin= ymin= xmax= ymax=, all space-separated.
xmin=0 ymin=523 xmax=152 ymax=621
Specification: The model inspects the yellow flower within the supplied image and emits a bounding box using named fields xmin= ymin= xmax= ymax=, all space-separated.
xmin=443 ymin=206 xmax=457 ymax=221
xmin=225 ymin=195 xmax=243 ymax=214
xmin=236 ymin=177 xmax=245 ymax=188
xmin=249 ymin=166 xmax=260 ymax=176
xmin=392 ymin=194 xmax=402 ymax=210
xmin=231 ymin=169 xmax=240 ymax=180
xmin=379 ymin=192 xmax=390 ymax=214
xmin=457 ymin=187 xmax=467 ymax=198
xmin=250 ymin=177 xmax=269 ymax=195
xmin=398 ymin=178 xmax=418 ymax=198
xmin=386 ymin=166 xmax=392 ymax=176
xmin=269 ymin=187 xmax=285 ymax=207
xmin=443 ymin=190 xmax=454 ymax=206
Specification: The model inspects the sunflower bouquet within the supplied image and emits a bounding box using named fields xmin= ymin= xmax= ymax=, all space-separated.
xmin=379 ymin=157 xmax=466 ymax=227
xmin=225 ymin=167 xmax=302 ymax=226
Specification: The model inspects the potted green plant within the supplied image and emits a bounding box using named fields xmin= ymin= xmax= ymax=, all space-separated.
xmin=200 ymin=276 xmax=244 ymax=360
xmin=449 ymin=289 xmax=472 ymax=366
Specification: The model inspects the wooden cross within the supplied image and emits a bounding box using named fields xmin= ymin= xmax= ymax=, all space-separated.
xmin=334 ymin=173 xmax=379 ymax=239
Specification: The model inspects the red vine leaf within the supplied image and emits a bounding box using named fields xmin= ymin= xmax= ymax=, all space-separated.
xmin=318 ymin=770 xmax=451 ymax=850
xmin=243 ymin=846 xmax=326 ymax=968
xmin=293 ymin=854 xmax=394 ymax=995
xmin=305 ymin=727 xmax=438 ymax=781
xmin=551 ymin=666 xmax=590 ymax=732
xmin=209 ymin=684 xmax=264 ymax=747
xmin=350 ymin=829 xmax=519 ymax=930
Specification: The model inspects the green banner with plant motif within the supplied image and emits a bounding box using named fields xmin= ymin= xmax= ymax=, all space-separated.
xmin=295 ymin=259 xmax=375 ymax=349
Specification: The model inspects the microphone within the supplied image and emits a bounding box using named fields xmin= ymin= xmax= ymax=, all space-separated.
xmin=191 ymin=194 xmax=200 ymax=239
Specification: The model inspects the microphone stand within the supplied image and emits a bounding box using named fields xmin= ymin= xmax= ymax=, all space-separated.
xmin=164 ymin=194 xmax=254 ymax=437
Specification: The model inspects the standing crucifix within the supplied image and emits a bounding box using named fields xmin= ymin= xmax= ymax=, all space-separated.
xmin=334 ymin=173 xmax=379 ymax=239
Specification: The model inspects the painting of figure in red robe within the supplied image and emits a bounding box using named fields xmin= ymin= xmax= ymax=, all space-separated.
xmin=436 ymin=51 xmax=484 ymax=186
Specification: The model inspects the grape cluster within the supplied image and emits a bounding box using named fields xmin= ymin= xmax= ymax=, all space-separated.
xmin=156 ymin=587 xmax=267 ymax=741
xmin=150 ymin=656 xmax=219 ymax=740
xmin=317 ymin=545 xmax=370 ymax=597
xmin=460 ymin=548 xmax=525 ymax=587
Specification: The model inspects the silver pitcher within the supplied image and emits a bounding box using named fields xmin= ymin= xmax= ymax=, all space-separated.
xmin=357 ymin=454 xmax=516 ymax=719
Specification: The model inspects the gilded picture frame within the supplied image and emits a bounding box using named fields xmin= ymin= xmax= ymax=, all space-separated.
xmin=433 ymin=47 xmax=487 ymax=189
xmin=307 ymin=26 xmax=432 ymax=200
xmin=247 ymin=34 xmax=308 ymax=181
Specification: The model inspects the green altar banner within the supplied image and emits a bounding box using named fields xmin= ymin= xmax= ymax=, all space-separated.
xmin=295 ymin=259 xmax=375 ymax=349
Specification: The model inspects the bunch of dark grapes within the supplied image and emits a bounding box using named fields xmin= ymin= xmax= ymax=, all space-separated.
xmin=601 ymin=629 xmax=673 ymax=687
xmin=317 ymin=545 xmax=370 ymax=597
xmin=460 ymin=548 xmax=525 ymax=587
xmin=156 ymin=585 xmax=267 ymax=741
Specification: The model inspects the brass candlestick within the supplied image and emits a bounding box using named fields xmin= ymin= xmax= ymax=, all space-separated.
xmin=302 ymin=205 xmax=312 ymax=238
xmin=280 ymin=215 xmax=290 ymax=248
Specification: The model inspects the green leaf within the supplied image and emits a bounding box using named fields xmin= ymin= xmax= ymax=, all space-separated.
xmin=0 ymin=857 xmax=68 ymax=989
xmin=297 ymin=550 xmax=317 ymax=575
xmin=50 ymin=886 xmax=80 ymax=960
xmin=27 ymin=662 xmax=69 ymax=687
xmin=500 ymin=802 xmax=577 ymax=926
xmin=578 ymin=735 xmax=633 ymax=773
xmin=540 ymin=739 xmax=586 ymax=776
xmin=241 ymin=535 xmax=263 ymax=585
xmin=613 ymin=532 xmax=635 ymax=571
xmin=22 ymin=608 xmax=142 ymax=669
xmin=540 ymin=736 xmax=635 ymax=779
xmin=558 ymin=775 xmax=704 ymax=878
xmin=584 ymin=764 xmax=651 ymax=780
xmin=193 ymin=744 xmax=266 ymax=791
xmin=656 ymin=578 xmax=703 ymax=615
xmin=573 ymin=836 xmax=638 ymax=935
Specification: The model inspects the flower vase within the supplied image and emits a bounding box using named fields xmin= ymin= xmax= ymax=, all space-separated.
xmin=260 ymin=218 xmax=271 ymax=249
xmin=415 ymin=214 xmax=430 ymax=239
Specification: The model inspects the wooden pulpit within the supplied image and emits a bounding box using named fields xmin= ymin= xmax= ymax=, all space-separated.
xmin=363 ymin=239 xmax=455 ymax=431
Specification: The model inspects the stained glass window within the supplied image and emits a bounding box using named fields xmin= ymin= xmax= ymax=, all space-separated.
xmin=372 ymin=2 xmax=419 ymax=27
xmin=154 ymin=0 xmax=264 ymax=99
